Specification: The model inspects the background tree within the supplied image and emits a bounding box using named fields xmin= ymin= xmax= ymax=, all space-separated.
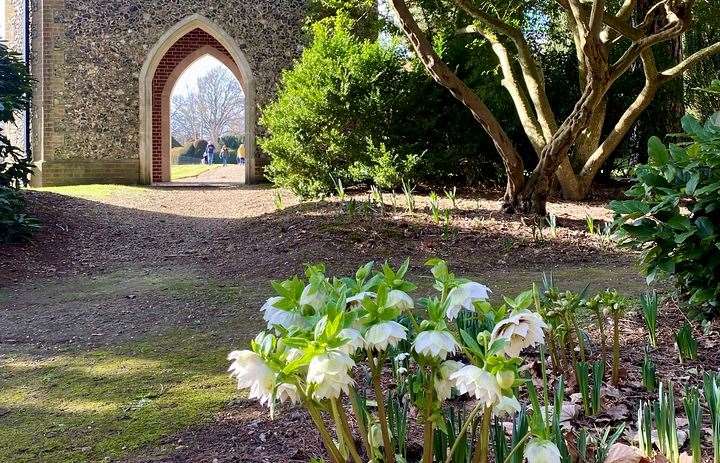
xmin=170 ymin=65 xmax=245 ymax=145
xmin=387 ymin=0 xmax=720 ymax=214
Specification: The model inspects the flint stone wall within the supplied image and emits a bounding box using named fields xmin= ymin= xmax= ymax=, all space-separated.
xmin=33 ymin=0 xmax=306 ymax=169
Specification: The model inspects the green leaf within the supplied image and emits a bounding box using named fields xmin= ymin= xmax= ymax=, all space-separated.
xmin=682 ymin=115 xmax=708 ymax=141
xmin=686 ymin=173 xmax=700 ymax=195
xmin=282 ymin=349 xmax=316 ymax=375
xmin=648 ymin=136 xmax=669 ymax=165
xmin=609 ymin=200 xmax=651 ymax=217
xmin=694 ymin=181 xmax=720 ymax=196
xmin=695 ymin=217 xmax=715 ymax=239
xmin=460 ymin=329 xmax=482 ymax=355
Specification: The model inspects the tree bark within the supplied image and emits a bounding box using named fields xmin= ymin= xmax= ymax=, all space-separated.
xmin=389 ymin=0 xmax=526 ymax=211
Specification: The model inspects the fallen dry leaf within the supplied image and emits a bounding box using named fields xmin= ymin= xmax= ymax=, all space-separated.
xmin=603 ymin=443 xmax=650 ymax=463
xmin=604 ymin=403 xmax=630 ymax=421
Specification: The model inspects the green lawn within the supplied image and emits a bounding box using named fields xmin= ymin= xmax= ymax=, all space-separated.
xmin=33 ymin=184 xmax=147 ymax=199
xmin=0 ymin=330 xmax=237 ymax=463
xmin=170 ymin=164 xmax=220 ymax=180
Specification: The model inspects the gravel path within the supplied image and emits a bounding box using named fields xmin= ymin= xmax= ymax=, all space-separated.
xmin=0 ymin=186 xmax=639 ymax=354
xmin=173 ymin=163 xmax=245 ymax=184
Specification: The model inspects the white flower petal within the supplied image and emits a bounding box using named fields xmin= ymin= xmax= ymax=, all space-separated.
xmin=449 ymin=365 xmax=502 ymax=407
xmin=261 ymin=297 xmax=306 ymax=330
xmin=276 ymin=383 xmax=300 ymax=405
xmin=365 ymin=321 xmax=407 ymax=351
xmin=524 ymin=439 xmax=561 ymax=463
xmin=228 ymin=350 xmax=274 ymax=406
xmin=300 ymin=284 xmax=327 ymax=310
xmin=307 ymin=350 xmax=355 ymax=400
xmin=338 ymin=328 xmax=365 ymax=355
xmin=413 ymin=330 xmax=458 ymax=360
xmin=435 ymin=360 xmax=464 ymax=402
xmin=446 ymin=282 xmax=491 ymax=320
xmin=493 ymin=396 xmax=521 ymax=417
xmin=490 ymin=310 xmax=548 ymax=357
xmin=387 ymin=290 xmax=414 ymax=311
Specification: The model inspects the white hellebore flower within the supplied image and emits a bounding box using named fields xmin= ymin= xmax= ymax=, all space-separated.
xmin=446 ymin=282 xmax=491 ymax=320
xmin=307 ymin=350 xmax=355 ymax=400
xmin=524 ymin=439 xmax=561 ymax=463
xmin=276 ymin=383 xmax=300 ymax=405
xmin=435 ymin=360 xmax=464 ymax=402
xmin=365 ymin=321 xmax=407 ymax=351
xmin=261 ymin=296 xmax=306 ymax=330
xmin=493 ymin=396 xmax=521 ymax=417
xmin=228 ymin=350 xmax=274 ymax=406
xmin=346 ymin=291 xmax=376 ymax=307
xmin=413 ymin=330 xmax=458 ymax=360
xmin=386 ymin=290 xmax=414 ymax=311
xmin=299 ymin=284 xmax=327 ymax=310
xmin=450 ymin=365 xmax=503 ymax=407
xmin=490 ymin=309 xmax=548 ymax=357
xmin=285 ymin=347 xmax=303 ymax=362
xmin=338 ymin=328 xmax=365 ymax=355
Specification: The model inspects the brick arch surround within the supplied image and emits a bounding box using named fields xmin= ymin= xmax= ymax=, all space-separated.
xmin=150 ymin=28 xmax=236 ymax=183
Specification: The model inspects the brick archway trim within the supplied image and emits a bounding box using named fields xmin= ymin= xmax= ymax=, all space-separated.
xmin=139 ymin=14 xmax=257 ymax=184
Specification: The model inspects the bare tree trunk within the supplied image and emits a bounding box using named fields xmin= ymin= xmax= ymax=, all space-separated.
xmin=521 ymin=77 xmax=607 ymax=214
xmin=389 ymin=0 xmax=526 ymax=211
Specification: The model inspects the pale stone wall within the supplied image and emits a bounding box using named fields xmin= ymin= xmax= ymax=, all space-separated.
xmin=28 ymin=0 xmax=307 ymax=184
xmin=3 ymin=0 xmax=26 ymax=152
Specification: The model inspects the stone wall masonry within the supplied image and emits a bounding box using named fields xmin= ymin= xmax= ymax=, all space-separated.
xmin=42 ymin=0 xmax=307 ymax=168
xmin=38 ymin=159 xmax=139 ymax=186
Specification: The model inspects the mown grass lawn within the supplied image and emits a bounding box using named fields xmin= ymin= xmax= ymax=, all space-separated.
xmin=33 ymin=184 xmax=148 ymax=199
xmin=170 ymin=164 xmax=220 ymax=180
xmin=0 ymin=330 xmax=237 ymax=463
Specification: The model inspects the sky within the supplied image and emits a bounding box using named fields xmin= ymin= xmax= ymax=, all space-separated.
xmin=172 ymin=54 xmax=222 ymax=96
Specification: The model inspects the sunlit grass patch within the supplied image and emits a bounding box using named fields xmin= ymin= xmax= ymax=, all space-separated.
xmin=33 ymin=184 xmax=148 ymax=199
xmin=170 ymin=164 xmax=220 ymax=180
xmin=0 ymin=330 xmax=237 ymax=463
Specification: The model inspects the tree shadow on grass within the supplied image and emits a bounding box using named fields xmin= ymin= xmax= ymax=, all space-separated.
xmin=1 ymin=190 xmax=644 ymax=351
xmin=0 ymin=189 xmax=653 ymax=462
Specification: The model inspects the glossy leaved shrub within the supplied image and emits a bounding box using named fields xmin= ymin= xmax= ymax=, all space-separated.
xmin=611 ymin=114 xmax=720 ymax=318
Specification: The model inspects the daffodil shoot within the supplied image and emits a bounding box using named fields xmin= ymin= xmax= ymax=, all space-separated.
xmin=226 ymin=259 xmax=553 ymax=463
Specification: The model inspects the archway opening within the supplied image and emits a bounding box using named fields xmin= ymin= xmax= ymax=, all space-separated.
xmin=140 ymin=17 xmax=256 ymax=185
xmin=169 ymin=55 xmax=246 ymax=184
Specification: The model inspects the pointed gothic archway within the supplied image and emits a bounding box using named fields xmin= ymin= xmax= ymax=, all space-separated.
xmin=139 ymin=14 xmax=257 ymax=184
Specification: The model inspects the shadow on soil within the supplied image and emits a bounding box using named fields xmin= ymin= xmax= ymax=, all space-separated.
xmin=0 ymin=188 xmax=648 ymax=462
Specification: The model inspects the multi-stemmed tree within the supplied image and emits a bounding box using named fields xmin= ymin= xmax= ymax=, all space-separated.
xmin=388 ymin=0 xmax=720 ymax=214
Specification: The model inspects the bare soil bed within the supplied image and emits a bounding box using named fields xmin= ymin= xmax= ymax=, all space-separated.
xmin=4 ymin=185 xmax=713 ymax=462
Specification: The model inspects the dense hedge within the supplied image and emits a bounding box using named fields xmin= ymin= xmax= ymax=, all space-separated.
xmin=260 ymin=15 xmax=512 ymax=198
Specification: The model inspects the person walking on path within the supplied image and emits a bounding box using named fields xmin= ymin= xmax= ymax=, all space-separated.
xmin=237 ymin=143 xmax=246 ymax=165
xmin=206 ymin=143 xmax=216 ymax=165
xmin=220 ymin=146 xmax=228 ymax=167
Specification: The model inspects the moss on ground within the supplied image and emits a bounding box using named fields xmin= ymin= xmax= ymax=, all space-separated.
xmin=19 ymin=267 xmax=251 ymax=306
xmin=0 ymin=330 xmax=237 ymax=463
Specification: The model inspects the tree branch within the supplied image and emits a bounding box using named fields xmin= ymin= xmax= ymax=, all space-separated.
xmin=660 ymin=41 xmax=720 ymax=81
xmin=388 ymin=0 xmax=526 ymax=203
xmin=609 ymin=7 xmax=686 ymax=83
xmin=452 ymin=0 xmax=559 ymax=140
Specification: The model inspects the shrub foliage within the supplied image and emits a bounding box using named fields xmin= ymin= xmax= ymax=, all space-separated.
xmin=260 ymin=16 xmax=421 ymax=197
xmin=1 ymin=41 xmax=37 ymax=243
xmin=611 ymin=114 xmax=720 ymax=318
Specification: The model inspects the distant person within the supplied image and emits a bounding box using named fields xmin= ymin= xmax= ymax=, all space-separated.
xmin=206 ymin=143 xmax=216 ymax=165
xmin=238 ymin=143 xmax=246 ymax=165
xmin=220 ymin=146 xmax=228 ymax=167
